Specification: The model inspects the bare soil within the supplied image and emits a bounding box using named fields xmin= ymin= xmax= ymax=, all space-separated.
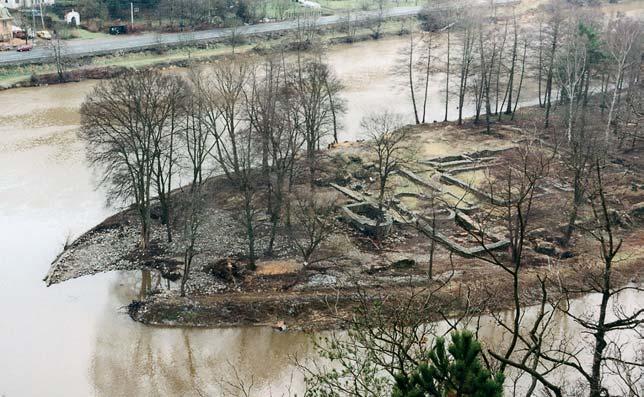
xmin=45 ymin=104 xmax=644 ymax=331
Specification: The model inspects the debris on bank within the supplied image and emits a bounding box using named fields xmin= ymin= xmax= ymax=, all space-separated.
xmin=44 ymin=120 xmax=644 ymax=330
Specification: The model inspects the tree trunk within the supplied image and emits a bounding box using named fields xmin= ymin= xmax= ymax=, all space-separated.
xmin=421 ymin=34 xmax=432 ymax=124
xmin=444 ymin=28 xmax=450 ymax=122
xmin=511 ymin=41 xmax=528 ymax=119
xmin=505 ymin=20 xmax=518 ymax=115
xmin=244 ymin=188 xmax=256 ymax=269
xmin=604 ymin=67 xmax=624 ymax=141
xmin=457 ymin=30 xmax=471 ymax=126
xmin=544 ymin=24 xmax=558 ymax=128
xmin=537 ymin=22 xmax=544 ymax=108
xmin=140 ymin=206 xmax=151 ymax=250
xmin=408 ymin=30 xmax=420 ymax=124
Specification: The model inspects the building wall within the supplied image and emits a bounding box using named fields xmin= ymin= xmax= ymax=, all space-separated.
xmin=3 ymin=0 xmax=55 ymax=10
xmin=0 ymin=19 xmax=11 ymax=41
xmin=0 ymin=5 xmax=12 ymax=42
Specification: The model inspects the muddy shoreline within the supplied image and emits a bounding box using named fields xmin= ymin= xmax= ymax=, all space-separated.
xmin=44 ymin=116 xmax=644 ymax=331
xmin=128 ymin=262 xmax=644 ymax=332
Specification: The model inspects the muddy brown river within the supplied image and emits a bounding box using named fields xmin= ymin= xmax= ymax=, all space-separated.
xmin=0 ymin=36 xmax=640 ymax=396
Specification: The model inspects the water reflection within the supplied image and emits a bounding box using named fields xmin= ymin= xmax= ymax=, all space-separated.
xmin=86 ymin=269 xmax=642 ymax=396
xmin=89 ymin=270 xmax=312 ymax=396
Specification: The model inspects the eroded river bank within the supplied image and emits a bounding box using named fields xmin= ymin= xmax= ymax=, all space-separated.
xmin=44 ymin=117 xmax=644 ymax=332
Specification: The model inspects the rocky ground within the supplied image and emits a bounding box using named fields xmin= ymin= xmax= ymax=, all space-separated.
xmin=45 ymin=114 xmax=644 ymax=331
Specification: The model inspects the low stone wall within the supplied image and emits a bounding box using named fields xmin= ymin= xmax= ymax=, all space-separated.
xmin=393 ymin=192 xmax=455 ymax=221
xmin=416 ymin=218 xmax=509 ymax=258
xmin=341 ymin=202 xmax=393 ymax=237
xmin=396 ymin=167 xmax=477 ymax=212
xmin=440 ymin=173 xmax=509 ymax=206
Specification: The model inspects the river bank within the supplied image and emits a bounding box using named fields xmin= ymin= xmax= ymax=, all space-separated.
xmin=0 ymin=18 xmax=413 ymax=90
xmin=128 ymin=260 xmax=643 ymax=331
xmin=45 ymin=115 xmax=644 ymax=331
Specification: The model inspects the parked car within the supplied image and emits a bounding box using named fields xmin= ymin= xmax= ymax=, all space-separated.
xmin=14 ymin=30 xmax=35 ymax=40
xmin=17 ymin=44 xmax=33 ymax=52
xmin=36 ymin=30 xmax=51 ymax=40
xmin=109 ymin=25 xmax=128 ymax=35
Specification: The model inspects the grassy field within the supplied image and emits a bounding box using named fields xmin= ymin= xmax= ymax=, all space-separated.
xmin=67 ymin=29 xmax=111 ymax=40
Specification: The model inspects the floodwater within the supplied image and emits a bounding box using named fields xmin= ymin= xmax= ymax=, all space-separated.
xmin=0 ymin=36 xmax=640 ymax=396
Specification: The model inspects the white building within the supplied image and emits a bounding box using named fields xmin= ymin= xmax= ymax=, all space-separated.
xmin=64 ymin=9 xmax=79 ymax=25
xmin=0 ymin=6 xmax=13 ymax=41
xmin=298 ymin=0 xmax=321 ymax=9
xmin=3 ymin=0 xmax=55 ymax=10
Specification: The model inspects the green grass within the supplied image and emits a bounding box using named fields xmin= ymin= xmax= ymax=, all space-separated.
xmin=92 ymin=44 xmax=256 ymax=68
xmin=0 ymin=18 xmax=411 ymax=87
xmin=68 ymin=29 xmax=110 ymax=40
xmin=0 ymin=64 xmax=43 ymax=88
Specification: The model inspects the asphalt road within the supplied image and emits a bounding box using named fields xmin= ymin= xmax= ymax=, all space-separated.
xmin=0 ymin=6 xmax=423 ymax=66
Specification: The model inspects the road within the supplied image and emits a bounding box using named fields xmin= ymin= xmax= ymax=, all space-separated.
xmin=0 ymin=6 xmax=423 ymax=66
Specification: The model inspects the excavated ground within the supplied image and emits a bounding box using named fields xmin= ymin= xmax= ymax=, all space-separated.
xmin=45 ymin=117 xmax=644 ymax=330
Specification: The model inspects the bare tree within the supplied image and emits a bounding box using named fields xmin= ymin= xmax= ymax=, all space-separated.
xmin=444 ymin=22 xmax=452 ymax=122
xmin=178 ymin=187 xmax=205 ymax=297
xmin=511 ymin=34 xmax=528 ymax=119
xmin=614 ymin=63 xmax=643 ymax=149
xmin=338 ymin=9 xmax=360 ymax=43
xmin=420 ymin=30 xmax=438 ymax=124
xmin=493 ymin=19 xmax=508 ymax=119
xmin=603 ymin=17 xmax=642 ymax=140
xmin=476 ymin=143 xmax=553 ymax=373
xmin=504 ymin=12 xmax=519 ymax=116
xmin=292 ymin=58 xmax=344 ymax=187
xmin=396 ymin=20 xmax=438 ymax=125
xmin=289 ymin=189 xmax=337 ymax=263
xmin=206 ymin=59 xmax=260 ymax=268
xmin=573 ymin=159 xmax=643 ymax=397
xmin=476 ymin=20 xmax=499 ymax=133
xmin=80 ymin=70 xmax=187 ymax=250
xmin=366 ymin=0 xmax=387 ymax=40
xmin=456 ymin=17 xmax=475 ymax=125
xmin=492 ymin=158 xmax=644 ymax=397
xmin=542 ymin=0 xmax=565 ymax=128
xmin=361 ymin=111 xmax=409 ymax=212
xmin=246 ymin=58 xmax=304 ymax=255
xmin=50 ymin=32 xmax=69 ymax=83
xmin=401 ymin=20 xmax=420 ymax=124
xmin=556 ymin=21 xmax=588 ymax=142
xmin=153 ymin=78 xmax=187 ymax=243
xmin=417 ymin=140 xmax=554 ymax=384
xmin=273 ymin=0 xmax=291 ymax=20
xmin=556 ymin=16 xmax=610 ymax=246
xmin=299 ymin=278 xmax=472 ymax=397
xmin=184 ymin=69 xmax=218 ymax=191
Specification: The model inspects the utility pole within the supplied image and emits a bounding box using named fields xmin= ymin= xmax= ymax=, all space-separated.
xmin=39 ymin=0 xmax=45 ymax=30
xmin=130 ymin=2 xmax=134 ymax=28
xmin=31 ymin=1 xmax=36 ymax=44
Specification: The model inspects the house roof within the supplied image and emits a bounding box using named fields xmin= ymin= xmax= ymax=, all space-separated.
xmin=0 ymin=6 xmax=13 ymax=20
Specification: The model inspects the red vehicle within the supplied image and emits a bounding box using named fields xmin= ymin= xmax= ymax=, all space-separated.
xmin=17 ymin=44 xmax=33 ymax=52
